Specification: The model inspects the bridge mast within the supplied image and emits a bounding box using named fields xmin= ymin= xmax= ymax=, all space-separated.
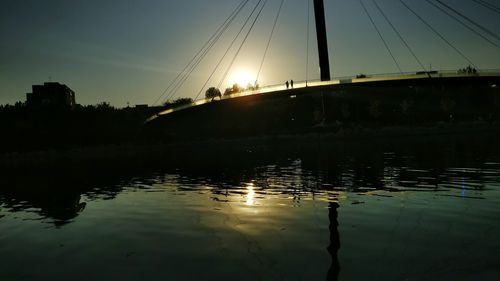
xmin=313 ymin=0 xmax=331 ymax=81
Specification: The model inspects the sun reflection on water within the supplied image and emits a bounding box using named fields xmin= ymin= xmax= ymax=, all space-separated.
xmin=245 ymin=183 xmax=255 ymax=206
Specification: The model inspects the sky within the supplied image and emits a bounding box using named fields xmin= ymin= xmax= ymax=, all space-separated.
xmin=1 ymin=0 xmax=499 ymax=107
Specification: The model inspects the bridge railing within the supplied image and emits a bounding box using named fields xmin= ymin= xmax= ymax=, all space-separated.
xmin=219 ymin=68 xmax=500 ymax=100
xmin=147 ymin=69 xmax=500 ymax=123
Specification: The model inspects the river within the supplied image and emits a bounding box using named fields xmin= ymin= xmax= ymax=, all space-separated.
xmin=1 ymin=134 xmax=499 ymax=280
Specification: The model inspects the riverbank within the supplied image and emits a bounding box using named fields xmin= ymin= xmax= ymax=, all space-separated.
xmin=2 ymin=121 xmax=499 ymax=169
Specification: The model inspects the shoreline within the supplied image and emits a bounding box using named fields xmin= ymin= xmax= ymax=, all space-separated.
xmin=2 ymin=121 xmax=499 ymax=167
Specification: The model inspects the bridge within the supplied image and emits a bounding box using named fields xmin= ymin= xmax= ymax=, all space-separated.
xmin=145 ymin=0 xmax=500 ymax=139
xmin=147 ymin=69 xmax=500 ymax=123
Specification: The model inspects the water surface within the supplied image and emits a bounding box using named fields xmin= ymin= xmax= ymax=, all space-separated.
xmin=1 ymin=136 xmax=500 ymax=280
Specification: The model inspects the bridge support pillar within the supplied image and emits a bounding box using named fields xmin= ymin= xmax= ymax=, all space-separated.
xmin=314 ymin=0 xmax=331 ymax=81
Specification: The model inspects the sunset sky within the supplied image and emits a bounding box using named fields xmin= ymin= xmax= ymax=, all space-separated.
xmin=1 ymin=0 xmax=499 ymax=107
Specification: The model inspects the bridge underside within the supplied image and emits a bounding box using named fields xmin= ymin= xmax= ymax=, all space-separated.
xmin=145 ymin=75 xmax=500 ymax=141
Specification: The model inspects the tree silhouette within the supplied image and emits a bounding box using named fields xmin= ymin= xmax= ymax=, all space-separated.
xmin=223 ymin=84 xmax=243 ymax=96
xmin=163 ymin=98 xmax=193 ymax=108
xmin=205 ymin=87 xmax=221 ymax=101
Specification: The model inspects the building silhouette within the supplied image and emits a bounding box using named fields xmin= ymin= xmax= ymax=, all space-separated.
xmin=26 ymin=82 xmax=76 ymax=108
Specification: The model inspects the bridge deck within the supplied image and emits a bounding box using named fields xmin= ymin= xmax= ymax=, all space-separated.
xmin=147 ymin=70 xmax=500 ymax=123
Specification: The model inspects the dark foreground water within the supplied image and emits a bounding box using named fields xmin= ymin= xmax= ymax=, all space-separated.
xmin=1 ymin=135 xmax=500 ymax=281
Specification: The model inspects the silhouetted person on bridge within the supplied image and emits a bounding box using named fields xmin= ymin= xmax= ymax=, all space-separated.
xmin=290 ymin=80 xmax=294 ymax=88
xmin=286 ymin=81 xmax=289 ymax=89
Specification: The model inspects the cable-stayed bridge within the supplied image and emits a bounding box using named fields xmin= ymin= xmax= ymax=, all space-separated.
xmin=145 ymin=0 xmax=500 ymax=139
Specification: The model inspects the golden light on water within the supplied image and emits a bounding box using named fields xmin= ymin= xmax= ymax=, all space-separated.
xmin=245 ymin=182 xmax=255 ymax=206
xmin=229 ymin=68 xmax=256 ymax=88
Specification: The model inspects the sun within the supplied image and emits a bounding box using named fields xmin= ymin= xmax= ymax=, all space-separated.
xmin=229 ymin=68 xmax=255 ymax=88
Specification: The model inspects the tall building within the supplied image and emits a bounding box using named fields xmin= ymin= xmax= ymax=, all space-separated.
xmin=26 ymin=82 xmax=76 ymax=108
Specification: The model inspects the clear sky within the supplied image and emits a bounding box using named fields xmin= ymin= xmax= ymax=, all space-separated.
xmin=1 ymin=0 xmax=499 ymax=107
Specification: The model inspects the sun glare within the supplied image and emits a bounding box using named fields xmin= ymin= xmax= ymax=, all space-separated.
xmin=245 ymin=183 xmax=255 ymax=206
xmin=230 ymin=68 xmax=255 ymax=88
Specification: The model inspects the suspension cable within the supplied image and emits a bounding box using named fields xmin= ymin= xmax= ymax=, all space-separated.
xmin=399 ymin=0 xmax=477 ymax=68
xmin=472 ymin=0 xmax=500 ymax=14
xmin=372 ymin=0 xmax=427 ymax=72
xmin=435 ymin=0 xmax=500 ymax=42
xmin=216 ymin=0 xmax=269 ymax=92
xmin=360 ymin=0 xmax=403 ymax=73
xmin=165 ymin=11 xmax=237 ymax=102
xmin=256 ymin=0 xmax=285 ymax=85
xmin=425 ymin=0 xmax=500 ymax=49
xmin=194 ymin=0 xmax=264 ymax=100
xmin=153 ymin=0 xmax=248 ymax=105
xmin=164 ymin=1 xmax=250 ymax=103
